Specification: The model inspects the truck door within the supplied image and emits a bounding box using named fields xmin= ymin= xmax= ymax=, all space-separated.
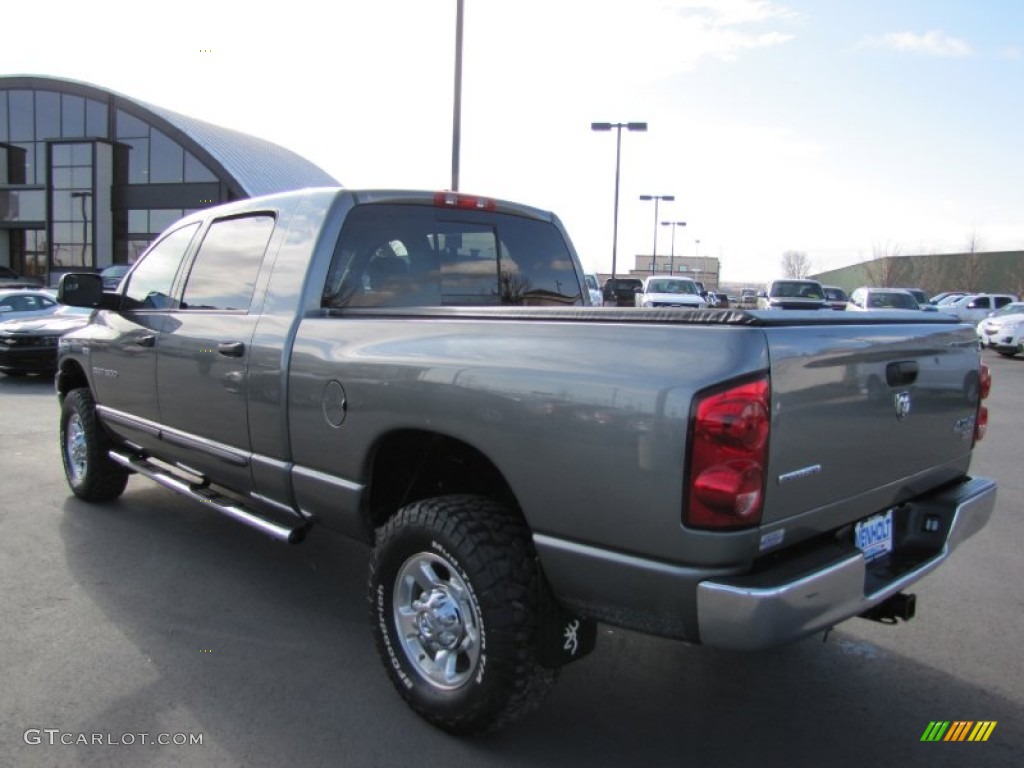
xmin=89 ymin=223 xmax=199 ymax=453
xmin=154 ymin=213 xmax=277 ymax=489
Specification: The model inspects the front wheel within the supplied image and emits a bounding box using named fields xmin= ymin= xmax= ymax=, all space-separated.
xmin=368 ymin=495 xmax=556 ymax=734
xmin=60 ymin=388 xmax=129 ymax=501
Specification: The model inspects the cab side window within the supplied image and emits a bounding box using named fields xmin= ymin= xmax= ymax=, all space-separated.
xmin=181 ymin=214 xmax=275 ymax=311
xmin=122 ymin=223 xmax=200 ymax=310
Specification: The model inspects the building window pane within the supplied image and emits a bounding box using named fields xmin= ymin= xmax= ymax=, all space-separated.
xmin=52 ymin=191 xmax=73 ymax=220
xmin=128 ymin=210 xmax=148 ymax=233
xmin=184 ymin=152 xmax=217 ymax=182
xmin=71 ymin=166 xmax=92 ymax=188
xmin=35 ymin=90 xmax=60 ymax=139
xmin=149 ymin=129 xmax=183 ymax=183
xmin=52 ymin=143 xmax=71 ymax=166
xmin=0 ymin=189 xmax=46 ymax=222
xmin=116 ymin=109 xmax=149 ymax=139
xmin=0 ymin=91 xmax=8 ymax=141
xmin=62 ymin=94 xmax=85 ymax=137
xmin=9 ymin=91 xmax=34 ymax=141
xmin=71 ymin=143 xmax=91 ymax=165
xmin=149 ymin=209 xmax=184 ymax=234
xmin=52 ymin=168 xmax=70 ymax=191
xmin=123 ymin=137 xmax=149 ymax=183
xmin=35 ymin=142 xmax=46 ymax=184
xmin=11 ymin=143 xmax=31 ymax=184
xmin=86 ymin=99 xmax=107 ymax=137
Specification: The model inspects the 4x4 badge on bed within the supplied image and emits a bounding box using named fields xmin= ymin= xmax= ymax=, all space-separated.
xmin=894 ymin=391 xmax=912 ymax=420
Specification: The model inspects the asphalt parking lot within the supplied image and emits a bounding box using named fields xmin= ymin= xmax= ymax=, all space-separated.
xmin=1 ymin=351 xmax=1022 ymax=767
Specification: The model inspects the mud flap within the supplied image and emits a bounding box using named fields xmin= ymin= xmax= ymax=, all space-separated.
xmin=537 ymin=580 xmax=597 ymax=669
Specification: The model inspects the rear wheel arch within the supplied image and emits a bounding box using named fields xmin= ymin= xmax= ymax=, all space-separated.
xmin=364 ymin=430 xmax=521 ymax=534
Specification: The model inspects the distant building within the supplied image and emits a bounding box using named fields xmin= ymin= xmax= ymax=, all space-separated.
xmin=0 ymin=75 xmax=339 ymax=285
xmin=625 ymin=252 xmax=720 ymax=290
xmin=813 ymin=251 xmax=1024 ymax=297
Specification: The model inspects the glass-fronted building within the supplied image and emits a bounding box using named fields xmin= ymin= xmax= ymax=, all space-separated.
xmin=0 ymin=75 xmax=339 ymax=285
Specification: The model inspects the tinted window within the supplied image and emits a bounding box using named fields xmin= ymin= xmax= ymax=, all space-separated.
xmin=323 ymin=204 xmax=581 ymax=309
xmin=181 ymin=215 xmax=275 ymax=311
xmin=123 ymin=223 xmax=199 ymax=310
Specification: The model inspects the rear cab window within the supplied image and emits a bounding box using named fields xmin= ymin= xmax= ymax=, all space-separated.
xmin=322 ymin=204 xmax=583 ymax=309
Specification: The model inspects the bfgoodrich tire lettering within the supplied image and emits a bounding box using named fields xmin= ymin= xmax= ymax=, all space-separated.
xmin=60 ymin=388 xmax=129 ymax=502
xmin=368 ymin=494 xmax=556 ymax=734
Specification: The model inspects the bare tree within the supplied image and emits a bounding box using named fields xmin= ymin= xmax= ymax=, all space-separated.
xmin=916 ymin=254 xmax=949 ymax=296
xmin=959 ymin=230 xmax=987 ymax=292
xmin=862 ymin=241 xmax=909 ymax=286
xmin=781 ymin=250 xmax=813 ymax=278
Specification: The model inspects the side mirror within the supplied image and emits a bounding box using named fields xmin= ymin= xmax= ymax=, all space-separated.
xmin=58 ymin=273 xmax=108 ymax=308
xmin=634 ymin=286 xmax=643 ymax=294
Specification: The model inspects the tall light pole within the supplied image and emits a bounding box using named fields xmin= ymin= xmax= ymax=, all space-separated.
xmin=639 ymin=194 xmax=674 ymax=265
xmin=661 ymin=220 xmax=686 ymax=271
xmin=591 ymin=121 xmax=647 ymax=281
xmin=451 ymin=0 xmax=465 ymax=191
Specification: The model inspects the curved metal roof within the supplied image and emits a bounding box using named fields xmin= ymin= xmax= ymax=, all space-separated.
xmin=0 ymin=75 xmax=341 ymax=197
xmin=141 ymin=101 xmax=340 ymax=197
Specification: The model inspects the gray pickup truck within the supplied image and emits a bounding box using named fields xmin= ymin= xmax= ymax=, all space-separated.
xmin=56 ymin=187 xmax=996 ymax=734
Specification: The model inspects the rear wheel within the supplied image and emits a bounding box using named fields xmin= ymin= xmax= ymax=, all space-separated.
xmin=60 ymin=388 xmax=129 ymax=501
xmin=368 ymin=494 xmax=556 ymax=734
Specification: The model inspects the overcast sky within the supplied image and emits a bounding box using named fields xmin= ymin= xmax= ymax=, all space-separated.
xmin=4 ymin=0 xmax=1022 ymax=284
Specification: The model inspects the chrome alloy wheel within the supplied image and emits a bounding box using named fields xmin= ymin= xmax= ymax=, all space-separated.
xmin=393 ymin=552 xmax=482 ymax=690
xmin=65 ymin=413 xmax=88 ymax=484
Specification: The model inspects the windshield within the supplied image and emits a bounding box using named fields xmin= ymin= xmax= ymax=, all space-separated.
xmin=649 ymin=278 xmax=697 ymax=294
xmin=992 ymin=302 xmax=1024 ymax=317
xmin=771 ymin=281 xmax=823 ymax=299
xmin=868 ymin=291 xmax=919 ymax=309
xmin=824 ymin=287 xmax=847 ymax=302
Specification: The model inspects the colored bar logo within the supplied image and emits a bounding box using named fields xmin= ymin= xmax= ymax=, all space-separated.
xmin=921 ymin=721 xmax=997 ymax=742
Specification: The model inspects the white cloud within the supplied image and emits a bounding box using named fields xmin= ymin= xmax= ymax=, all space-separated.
xmin=864 ymin=30 xmax=972 ymax=57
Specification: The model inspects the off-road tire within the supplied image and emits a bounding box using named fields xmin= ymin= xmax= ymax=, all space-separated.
xmin=368 ymin=494 xmax=556 ymax=734
xmin=60 ymin=388 xmax=129 ymax=502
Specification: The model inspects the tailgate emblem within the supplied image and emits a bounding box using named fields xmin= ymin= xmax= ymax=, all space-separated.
xmin=894 ymin=391 xmax=912 ymax=420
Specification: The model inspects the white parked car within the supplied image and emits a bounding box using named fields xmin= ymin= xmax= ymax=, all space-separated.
xmin=634 ymin=275 xmax=706 ymax=308
xmin=976 ymin=301 xmax=1024 ymax=351
xmin=846 ymin=287 xmax=920 ymax=311
xmin=938 ymin=293 xmax=1018 ymax=324
xmin=584 ymin=273 xmax=603 ymax=306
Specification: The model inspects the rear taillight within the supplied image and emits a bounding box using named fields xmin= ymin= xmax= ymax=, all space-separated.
xmin=686 ymin=375 xmax=770 ymax=529
xmin=979 ymin=363 xmax=992 ymax=400
xmin=975 ymin=363 xmax=991 ymax=442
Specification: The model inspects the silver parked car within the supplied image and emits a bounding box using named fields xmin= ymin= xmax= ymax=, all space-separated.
xmin=0 ymin=289 xmax=60 ymax=321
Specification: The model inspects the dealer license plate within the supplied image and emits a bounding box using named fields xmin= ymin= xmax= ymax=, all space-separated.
xmin=855 ymin=509 xmax=893 ymax=562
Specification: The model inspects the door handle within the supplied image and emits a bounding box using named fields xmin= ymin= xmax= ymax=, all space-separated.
xmin=217 ymin=341 xmax=246 ymax=358
xmin=136 ymin=334 xmax=156 ymax=348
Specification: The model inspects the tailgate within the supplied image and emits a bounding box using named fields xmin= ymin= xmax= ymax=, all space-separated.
xmin=760 ymin=319 xmax=981 ymax=529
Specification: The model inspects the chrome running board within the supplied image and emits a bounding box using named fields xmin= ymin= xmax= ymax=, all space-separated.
xmin=109 ymin=450 xmax=307 ymax=544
